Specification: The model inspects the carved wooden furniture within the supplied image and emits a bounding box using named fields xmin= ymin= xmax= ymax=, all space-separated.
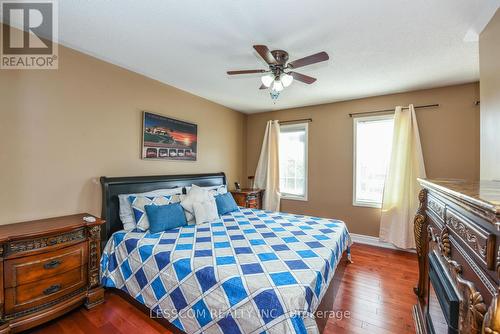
xmin=0 ymin=214 xmax=104 ymax=333
xmin=413 ymin=179 xmax=500 ymax=334
xmin=230 ymin=189 xmax=264 ymax=209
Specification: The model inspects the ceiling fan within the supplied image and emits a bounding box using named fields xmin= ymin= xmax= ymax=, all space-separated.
xmin=227 ymin=45 xmax=329 ymax=100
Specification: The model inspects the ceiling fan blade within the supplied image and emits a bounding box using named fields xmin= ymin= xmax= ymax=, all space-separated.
xmin=289 ymin=72 xmax=317 ymax=84
xmin=259 ymin=84 xmax=267 ymax=90
xmin=253 ymin=45 xmax=277 ymax=65
xmin=288 ymin=52 xmax=329 ymax=69
xmin=227 ymin=69 xmax=267 ymax=75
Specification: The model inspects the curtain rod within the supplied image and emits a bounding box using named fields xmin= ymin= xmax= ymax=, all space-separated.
xmin=279 ymin=118 xmax=312 ymax=124
xmin=348 ymin=104 xmax=439 ymax=118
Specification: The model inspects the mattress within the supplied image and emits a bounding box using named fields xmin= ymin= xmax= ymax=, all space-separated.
xmin=100 ymin=207 xmax=351 ymax=334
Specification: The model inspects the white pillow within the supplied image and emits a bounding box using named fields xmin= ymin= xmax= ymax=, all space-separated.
xmin=209 ymin=185 xmax=228 ymax=197
xmin=118 ymin=187 xmax=183 ymax=230
xmin=179 ymin=196 xmax=196 ymax=225
xmin=181 ymin=185 xmax=216 ymax=225
xmin=180 ymin=185 xmax=212 ymax=213
xmin=192 ymin=198 xmax=219 ymax=224
xmin=184 ymin=184 xmax=227 ymax=196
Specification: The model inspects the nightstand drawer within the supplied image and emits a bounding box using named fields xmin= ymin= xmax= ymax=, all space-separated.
xmin=4 ymin=266 xmax=87 ymax=314
xmin=5 ymin=228 xmax=86 ymax=257
xmin=4 ymin=242 xmax=88 ymax=288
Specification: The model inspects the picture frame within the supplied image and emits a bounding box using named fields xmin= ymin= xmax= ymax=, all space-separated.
xmin=141 ymin=111 xmax=198 ymax=161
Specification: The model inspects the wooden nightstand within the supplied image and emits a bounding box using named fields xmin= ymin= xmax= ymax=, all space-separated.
xmin=0 ymin=214 xmax=105 ymax=333
xmin=230 ymin=189 xmax=264 ymax=209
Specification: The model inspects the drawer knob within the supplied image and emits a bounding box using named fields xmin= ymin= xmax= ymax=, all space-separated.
xmin=44 ymin=259 xmax=62 ymax=269
xmin=43 ymin=284 xmax=61 ymax=295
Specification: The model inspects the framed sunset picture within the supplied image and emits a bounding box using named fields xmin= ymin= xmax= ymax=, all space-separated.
xmin=142 ymin=111 xmax=198 ymax=161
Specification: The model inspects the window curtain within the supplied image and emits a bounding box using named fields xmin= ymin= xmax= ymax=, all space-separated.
xmin=254 ymin=120 xmax=281 ymax=211
xmin=379 ymin=105 xmax=426 ymax=249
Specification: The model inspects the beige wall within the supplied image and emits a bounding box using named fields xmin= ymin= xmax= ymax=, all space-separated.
xmin=0 ymin=28 xmax=483 ymax=235
xmin=480 ymin=9 xmax=500 ymax=181
xmin=0 ymin=45 xmax=245 ymax=225
xmin=246 ymin=83 xmax=480 ymax=237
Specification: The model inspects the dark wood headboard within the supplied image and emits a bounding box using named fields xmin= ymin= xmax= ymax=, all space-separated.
xmin=100 ymin=172 xmax=227 ymax=248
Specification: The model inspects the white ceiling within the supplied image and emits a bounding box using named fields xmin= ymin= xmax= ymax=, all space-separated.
xmin=50 ymin=1 xmax=500 ymax=112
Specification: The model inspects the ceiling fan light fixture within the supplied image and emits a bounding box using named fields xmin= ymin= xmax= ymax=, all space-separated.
xmin=272 ymin=79 xmax=284 ymax=92
xmin=281 ymin=73 xmax=293 ymax=87
xmin=228 ymin=45 xmax=328 ymax=102
xmin=261 ymin=74 xmax=274 ymax=87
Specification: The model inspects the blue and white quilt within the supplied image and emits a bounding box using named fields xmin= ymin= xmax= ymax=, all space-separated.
xmin=101 ymin=208 xmax=351 ymax=334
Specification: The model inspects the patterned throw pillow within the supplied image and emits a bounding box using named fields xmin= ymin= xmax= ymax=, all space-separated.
xmin=118 ymin=187 xmax=183 ymax=231
xmin=128 ymin=195 xmax=182 ymax=231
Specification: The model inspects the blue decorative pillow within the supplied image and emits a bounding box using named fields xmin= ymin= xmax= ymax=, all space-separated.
xmin=215 ymin=192 xmax=239 ymax=215
xmin=128 ymin=195 xmax=180 ymax=231
xmin=144 ymin=203 xmax=187 ymax=233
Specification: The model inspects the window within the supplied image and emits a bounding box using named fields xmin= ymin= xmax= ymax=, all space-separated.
xmin=353 ymin=115 xmax=394 ymax=208
xmin=279 ymin=123 xmax=308 ymax=200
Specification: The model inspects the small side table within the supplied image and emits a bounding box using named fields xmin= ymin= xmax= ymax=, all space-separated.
xmin=230 ymin=189 xmax=264 ymax=209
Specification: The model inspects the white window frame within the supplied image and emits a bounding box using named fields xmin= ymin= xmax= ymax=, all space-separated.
xmin=352 ymin=114 xmax=394 ymax=208
xmin=279 ymin=122 xmax=309 ymax=201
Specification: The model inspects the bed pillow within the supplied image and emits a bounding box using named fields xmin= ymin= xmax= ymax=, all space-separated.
xmin=128 ymin=195 xmax=181 ymax=231
xmin=192 ymin=198 xmax=219 ymax=224
xmin=180 ymin=184 xmax=211 ymax=213
xmin=179 ymin=195 xmax=196 ymax=225
xmin=215 ymin=192 xmax=239 ymax=215
xmin=209 ymin=185 xmax=228 ymax=197
xmin=184 ymin=184 xmax=227 ymax=196
xmin=144 ymin=203 xmax=187 ymax=233
xmin=118 ymin=187 xmax=183 ymax=230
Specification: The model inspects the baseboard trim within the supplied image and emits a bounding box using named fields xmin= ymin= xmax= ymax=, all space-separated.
xmin=350 ymin=233 xmax=415 ymax=253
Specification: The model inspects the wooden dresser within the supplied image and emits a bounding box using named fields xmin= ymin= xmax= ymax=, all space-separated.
xmin=413 ymin=179 xmax=500 ymax=334
xmin=0 ymin=214 xmax=105 ymax=333
xmin=230 ymin=189 xmax=264 ymax=209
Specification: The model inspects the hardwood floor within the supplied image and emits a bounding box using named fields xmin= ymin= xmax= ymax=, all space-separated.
xmin=28 ymin=244 xmax=418 ymax=334
xmin=326 ymin=244 xmax=418 ymax=333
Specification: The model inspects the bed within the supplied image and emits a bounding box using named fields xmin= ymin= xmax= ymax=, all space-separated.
xmin=99 ymin=173 xmax=351 ymax=334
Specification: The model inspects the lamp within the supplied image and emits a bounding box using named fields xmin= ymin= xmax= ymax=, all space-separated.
xmin=281 ymin=73 xmax=293 ymax=87
xmin=272 ymin=79 xmax=284 ymax=92
xmin=261 ymin=74 xmax=274 ymax=87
